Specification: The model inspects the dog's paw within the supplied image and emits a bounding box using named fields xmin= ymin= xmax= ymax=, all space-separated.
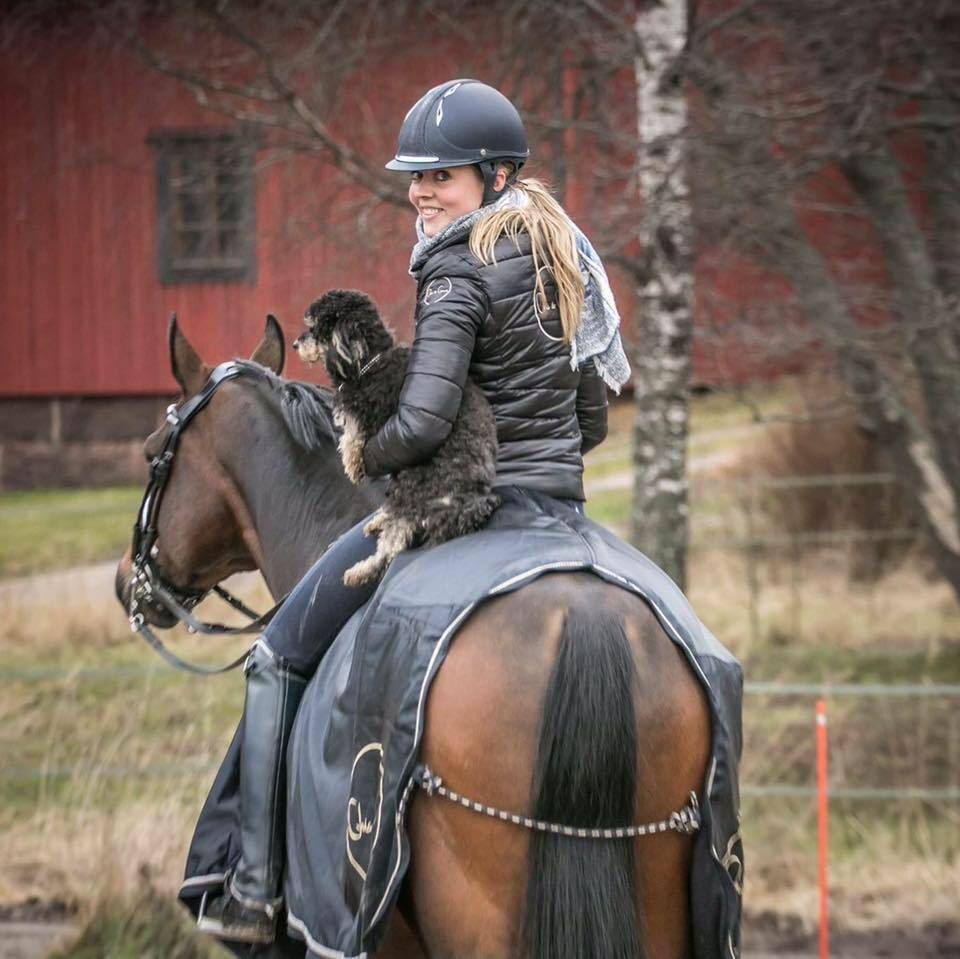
xmin=363 ymin=510 xmax=386 ymax=537
xmin=339 ymin=434 xmax=366 ymax=484
xmin=337 ymin=411 xmax=367 ymax=484
xmin=343 ymin=557 xmax=380 ymax=587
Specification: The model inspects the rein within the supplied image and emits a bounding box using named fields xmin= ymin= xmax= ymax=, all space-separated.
xmin=128 ymin=361 xmax=287 ymax=675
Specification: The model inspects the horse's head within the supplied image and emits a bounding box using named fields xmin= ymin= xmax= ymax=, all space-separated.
xmin=114 ymin=315 xmax=285 ymax=627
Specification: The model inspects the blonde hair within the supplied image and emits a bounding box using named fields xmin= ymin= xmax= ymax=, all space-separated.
xmin=469 ymin=175 xmax=584 ymax=343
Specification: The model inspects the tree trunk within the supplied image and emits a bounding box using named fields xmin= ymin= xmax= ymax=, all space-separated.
xmin=922 ymin=97 xmax=960 ymax=355
xmin=631 ymin=0 xmax=694 ymax=589
xmin=759 ymin=189 xmax=960 ymax=601
xmin=841 ymin=145 xmax=960 ymax=500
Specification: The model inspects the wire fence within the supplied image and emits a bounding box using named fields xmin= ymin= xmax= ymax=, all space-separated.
xmin=3 ymin=665 xmax=958 ymax=803
xmin=2 ymin=469 xmax=957 ymax=824
xmin=685 ymin=470 xmax=954 ymax=663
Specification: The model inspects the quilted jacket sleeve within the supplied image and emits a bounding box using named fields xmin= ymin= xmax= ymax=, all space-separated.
xmin=576 ymin=358 xmax=608 ymax=455
xmin=362 ymin=270 xmax=488 ymax=477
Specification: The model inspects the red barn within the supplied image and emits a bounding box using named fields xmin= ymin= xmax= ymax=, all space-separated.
xmin=0 ymin=3 xmax=917 ymax=489
xmin=0 ymin=8 xmax=652 ymax=488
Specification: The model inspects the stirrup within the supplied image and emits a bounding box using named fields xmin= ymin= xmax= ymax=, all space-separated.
xmin=196 ymin=883 xmax=279 ymax=945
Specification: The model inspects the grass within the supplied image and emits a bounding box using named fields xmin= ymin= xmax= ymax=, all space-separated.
xmin=740 ymin=796 xmax=960 ymax=932
xmin=0 ymin=486 xmax=143 ymax=577
xmin=584 ymin=384 xmax=784 ymax=490
xmin=0 ymin=380 xmax=791 ymax=581
xmin=49 ymin=884 xmax=224 ymax=959
xmin=2 ymin=379 xmax=959 ymax=938
xmin=584 ymin=486 xmax=631 ymax=533
xmin=0 ymin=387 xmax=771 ymax=580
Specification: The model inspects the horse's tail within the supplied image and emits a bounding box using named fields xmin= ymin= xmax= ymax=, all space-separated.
xmin=521 ymin=608 xmax=645 ymax=959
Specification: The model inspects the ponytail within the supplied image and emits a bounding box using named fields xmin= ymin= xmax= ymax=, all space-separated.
xmin=469 ymin=176 xmax=585 ymax=343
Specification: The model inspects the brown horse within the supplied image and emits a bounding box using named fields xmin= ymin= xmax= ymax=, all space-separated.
xmin=116 ymin=318 xmax=711 ymax=959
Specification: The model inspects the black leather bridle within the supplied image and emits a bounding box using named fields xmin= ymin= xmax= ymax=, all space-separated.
xmin=128 ymin=361 xmax=285 ymax=675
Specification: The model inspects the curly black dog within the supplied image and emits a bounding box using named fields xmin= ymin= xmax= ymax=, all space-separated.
xmin=294 ymin=289 xmax=500 ymax=586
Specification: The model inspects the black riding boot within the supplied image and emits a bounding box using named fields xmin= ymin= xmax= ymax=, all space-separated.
xmin=197 ymin=640 xmax=308 ymax=944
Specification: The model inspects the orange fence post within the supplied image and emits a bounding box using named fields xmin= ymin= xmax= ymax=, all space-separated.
xmin=816 ymin=699 xmax=829 ymax=959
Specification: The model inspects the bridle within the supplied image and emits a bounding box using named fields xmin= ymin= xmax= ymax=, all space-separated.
xmin=128 ymin=361 xmax=286 ymax=675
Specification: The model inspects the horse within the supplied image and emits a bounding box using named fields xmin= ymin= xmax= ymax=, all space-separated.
xmin=115 ymin=316 xmax=712 ymax=959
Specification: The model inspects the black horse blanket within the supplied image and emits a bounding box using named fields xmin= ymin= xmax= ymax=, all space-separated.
xmin=179 ymin=487 xmax=744 ymax=959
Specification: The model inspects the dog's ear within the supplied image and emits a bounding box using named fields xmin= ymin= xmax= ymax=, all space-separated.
xmin=303 ymin=297 xmax=326 ymax=336
xmin=304 ymin=293 xmax=345 ymax=343
xmin=331 ymin=323 xmax=368 ymax=367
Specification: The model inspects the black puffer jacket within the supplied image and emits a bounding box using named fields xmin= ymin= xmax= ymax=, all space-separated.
xmin=362 ymin=230 xmax=608 ymax=501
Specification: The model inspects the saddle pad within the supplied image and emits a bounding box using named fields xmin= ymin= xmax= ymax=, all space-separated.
xmin=180 ymin=487 xmax=744 ymax=959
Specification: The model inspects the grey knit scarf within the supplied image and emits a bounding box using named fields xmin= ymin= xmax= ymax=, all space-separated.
xmin=409 ymin=188 xmax=631 ymax=394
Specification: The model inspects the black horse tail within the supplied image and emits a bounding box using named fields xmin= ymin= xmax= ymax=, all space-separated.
xmin=521 ymin=608 xmax=644 ymax=959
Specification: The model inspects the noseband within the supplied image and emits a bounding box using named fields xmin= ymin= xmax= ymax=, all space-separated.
xmin=128 ymin=361 xmax=285 ymax=675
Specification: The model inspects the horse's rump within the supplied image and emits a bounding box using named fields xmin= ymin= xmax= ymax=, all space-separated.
xmin=179 ymin=487 xmax=744 ymax=959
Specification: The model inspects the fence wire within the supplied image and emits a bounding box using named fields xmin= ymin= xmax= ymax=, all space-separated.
xmin=3 ymin=667 xmax=958 ymax=802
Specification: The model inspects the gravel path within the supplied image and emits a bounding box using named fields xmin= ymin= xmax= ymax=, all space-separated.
xmin=0 ymin=561 xmax=263 ymax=612
xmin=0 ymin=922 xmax=76 ymax=959
xmin=0 ymin=561 xmax=118 ymax=606
xmin=584 ymin=447 xmax=740 ymax=496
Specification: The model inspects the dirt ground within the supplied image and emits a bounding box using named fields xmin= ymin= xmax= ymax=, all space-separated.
xmin=0 ymin=902 xmax=76 ymax=959
xmin=2 ymin=902 xmax=959 ymax=959
xmin=744 ymin=910 xmax=960 ymax=957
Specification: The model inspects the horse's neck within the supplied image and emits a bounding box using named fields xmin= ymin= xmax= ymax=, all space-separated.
xmin=238 ymin=421 xmax=379 ymax=599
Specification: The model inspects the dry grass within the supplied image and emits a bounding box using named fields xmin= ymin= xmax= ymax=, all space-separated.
xmin=2 ymin=555 xmax=957 ymax=934
xmin=1 ymin=382 xmax=958 ymax=937
xmin=0 ymin=568 xmax=270 ymax=662
xmin=688 ymin=547 xmax=960 ymax=668
xmin=743 ymin=799 xmax=960 ymax=931
xmin=1 ymin=798 xmax=207 ymax=906
xmin=0 ymin=487 xmax=143 ymax=577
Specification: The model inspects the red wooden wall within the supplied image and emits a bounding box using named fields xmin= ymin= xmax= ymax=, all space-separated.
xmin=0 ymin=17 xmax=641 ymax=399
xmin=7 ymin=7 xmax=899 ymax=400
xmin=0 ymin=26 xmax=432 ymax=397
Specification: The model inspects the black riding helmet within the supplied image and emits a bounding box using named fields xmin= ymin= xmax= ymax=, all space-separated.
xmin=386 ymin=79 xmax=529 ymax=205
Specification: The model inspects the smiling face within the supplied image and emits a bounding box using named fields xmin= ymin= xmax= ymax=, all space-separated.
xmin=408 ymin=166 xmax=486 ymax=237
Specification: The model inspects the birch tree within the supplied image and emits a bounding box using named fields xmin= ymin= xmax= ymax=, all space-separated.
xmin=632 ymin=0 xmax=694 ymax=589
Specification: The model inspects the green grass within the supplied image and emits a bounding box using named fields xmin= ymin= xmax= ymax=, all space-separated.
xmin=582 ymin=443 xmax=632 ymax=480
xmin=741 ymin=640 xmax=960 ymax=684
xmin=689 ymin=380 xmax=792 ymax=433
xmin=0 ymin=384 xmax=781 ymax=581
xmin=584 ymin=386 xmax=788 ymax=490
xmin=584 ymin=487 xmax=631 ymax=531
xmin=0 ymin=486 xmax=143 ymax=577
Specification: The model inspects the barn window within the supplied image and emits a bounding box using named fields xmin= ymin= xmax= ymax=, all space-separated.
xmin=150 ymin=130 xmax=257 ymax=284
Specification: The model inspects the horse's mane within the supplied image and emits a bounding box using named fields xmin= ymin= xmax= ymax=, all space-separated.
xmin=232 ymin=360 xmax=339 ymax=452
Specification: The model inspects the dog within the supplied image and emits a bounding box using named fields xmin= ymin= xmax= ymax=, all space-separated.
xmin=294 ymin=289 xmax=500 ymax=587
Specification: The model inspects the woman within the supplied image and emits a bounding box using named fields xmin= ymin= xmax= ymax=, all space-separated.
xmin=197 ymin=78 xmax=630 ymax=945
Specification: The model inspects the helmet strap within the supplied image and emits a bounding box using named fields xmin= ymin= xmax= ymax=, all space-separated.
xmin=478 ymin=159 xmax=521 ymax=206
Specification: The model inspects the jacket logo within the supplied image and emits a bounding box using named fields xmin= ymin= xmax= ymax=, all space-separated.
xmin=422 ymin=276 xmax=453 ymax=306
xmin=533 ymin=264 xmax=564 ymax=342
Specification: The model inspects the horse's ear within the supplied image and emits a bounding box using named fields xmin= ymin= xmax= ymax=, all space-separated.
xmin=250 ymin=314 xmax=285 ymax=375
xmin=168 ymin=314 xmax=206 ymax=395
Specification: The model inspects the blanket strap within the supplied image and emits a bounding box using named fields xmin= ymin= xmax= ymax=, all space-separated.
xmin=413 ymin=764 xmax=700 ymax=838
